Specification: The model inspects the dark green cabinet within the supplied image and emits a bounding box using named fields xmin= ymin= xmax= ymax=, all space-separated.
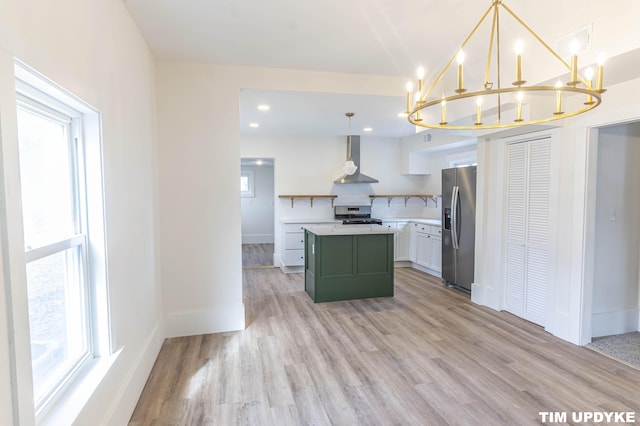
xmin=304 ymin=230 xmax=394 ymax=302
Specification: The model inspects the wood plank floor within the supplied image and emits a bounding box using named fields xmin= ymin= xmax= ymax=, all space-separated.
xmin=242 ymin=243 xmax=274 ymax=268
xmin=129 ymin=268 xmax=640 ymax=425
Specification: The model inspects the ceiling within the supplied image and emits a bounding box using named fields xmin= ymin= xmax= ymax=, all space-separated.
xmin=124 ymin=0 xmax=635 ymax=138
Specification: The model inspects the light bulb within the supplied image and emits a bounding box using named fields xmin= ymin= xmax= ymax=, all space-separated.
xmin=597 ymin=52 xmax=607 ymax=66
xmin=476 ymin=96 xmax=483 ymax=106
xmin=456 ymin=49 xmax=465 ymax=65
xmin=515 ymin=39 xmax=524 ymax=55
xmin=570 ymin=39 xmax=580 ymax=55
xmin=555 ymin=80 xmax=563 ymax=89
xmin=517 ymin=92 xmax=524 ymax=102
xmin=585 ymin=67 xmax=594 ymax=81
xmin=406 ymin=81 xmax=413 ymax=92
xmin=417 ymin=66 xmax=425 ymax=80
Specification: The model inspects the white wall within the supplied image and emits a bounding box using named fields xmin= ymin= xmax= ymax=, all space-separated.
xmin=241 ymin=164 xmax=275 ymax=244
xmin=240 ymin=133 xmax=435 ymax=263
xmin=591 ymin=123 xmax=640 ymax=337
xmin=0 ymin=0 xmax=162 ymax=424
xmin=156 ymin=62 xmax=408 ymax=338
xmin=473 ymin=76 xmax=640 ymax=345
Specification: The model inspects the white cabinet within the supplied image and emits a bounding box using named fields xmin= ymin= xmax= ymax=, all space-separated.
xmin=382 ymin=221 xmax=397 ymax=260
xmin=402 ymin=151 xmax=431 ymax=175
xmin=281 ymin=223 xmax=308 ymax=267
xmin=396 ymin=221 xmax=411 ymax=261
xmin=281 ymin=222 xmax=337 ymax=269
xmin=410 ymin=223 xmax=441 ymax=272
xmin=409 ymin=223 xmax=417 ymax=262
xmin=382 ymin=221 xmax=412 ymax=262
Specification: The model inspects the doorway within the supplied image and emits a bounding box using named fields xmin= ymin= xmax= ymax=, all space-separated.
xmin=586 ymin=121 xmax=640 ymax=366
xmin=241 ymin=158 xmax=275 ymax=268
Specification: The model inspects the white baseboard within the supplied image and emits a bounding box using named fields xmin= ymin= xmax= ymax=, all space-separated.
xmin=101 ymin=322 xmax=165 ymax=425
xmin=242 ymin=234 xmax=274 ymax=244
xmin=279 ymin=265 xmax=304 ymax=274
xmin=56 ymin=322 xmax=165 ymax=426
xmin=470 ymin=282 xmax=485 ymax=305
xmin=164 ymin=304 xmax=246 ymax=338
xmin=591 ymin=308 xmax=639 ymax=338
xmin=410 ymin=262 xmax=442 ymax=278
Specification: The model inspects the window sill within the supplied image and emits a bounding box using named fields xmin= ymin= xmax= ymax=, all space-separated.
xmin=38 ymin=348 xmax=122 ymax=426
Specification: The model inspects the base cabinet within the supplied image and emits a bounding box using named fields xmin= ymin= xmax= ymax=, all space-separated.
xmin=412 ymin=223 xmax=442 ymax=273
xmin=382 ymin=221 xmax=411 ymax=261
xmin=281 ymin=222 xmax=338 ymax=271
xmin=396 ymin=221 xmax=411 ymax=261
xmin=304 ymin=231 xmax=394 ymax=302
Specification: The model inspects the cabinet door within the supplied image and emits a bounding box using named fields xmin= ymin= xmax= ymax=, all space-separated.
xmin=396 ymin=222 xmax=411 ymax=261
xmin=409 ymin=223 xmax=418 ymax=262
xmin=429 ymin=236 xmax=442 ymax=272
xmin=284 ymin=232 xmax=305 ymax=249
xmin=415 ymin=233 xmax=431 ymax=267
xmin=382 ymin=222 xmax=398 ymax=260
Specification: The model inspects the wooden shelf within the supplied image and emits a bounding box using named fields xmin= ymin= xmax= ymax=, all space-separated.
xmin=369 ymin=194 xmax=440 ymax=207
xmin=279 ymin=195 xmax=337 ymax=208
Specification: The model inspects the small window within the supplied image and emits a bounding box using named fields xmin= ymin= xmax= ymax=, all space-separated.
xmin=240 ymin=170 xmax=254 ymax=197
xmin=448 ymin=149 xmax=478 ymax=168
xmin=16 ymin=62 xmax=109 ymax=416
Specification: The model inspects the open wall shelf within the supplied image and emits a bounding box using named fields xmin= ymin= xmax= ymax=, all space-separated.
xmin=279 ymin=195 xmax=337 ymax=208
xmin=369 ymin=194 xmax=440 ymax=207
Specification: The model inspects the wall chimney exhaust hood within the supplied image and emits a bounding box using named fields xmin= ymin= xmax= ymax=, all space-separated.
xmin=334 ymin=112 xmax=378 ymax=184
xmin=334 ymin=135 xmax=379 ymax=184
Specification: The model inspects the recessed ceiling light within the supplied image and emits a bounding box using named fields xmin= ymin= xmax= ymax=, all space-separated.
xmin=398 ymin=112 xmax=408 ymax=117
xmin=363 ymin=127 xmax=373 ymax=132
xmin=257 ymin=105 xmax=270 ymax=111
xmin=249 ymin=123 xmax=259 ymax=128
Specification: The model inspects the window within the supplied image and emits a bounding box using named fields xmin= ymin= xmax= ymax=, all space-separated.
xmin=447 ymin=150 xmax=478 ymax=168
xmin=15 ymin=63 xmax=108 ymax=415
xmin=240 ymin=170 xmax=254 ymax=197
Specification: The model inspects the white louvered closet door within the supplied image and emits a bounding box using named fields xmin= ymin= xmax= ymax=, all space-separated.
xmin=504 ymin=138 xmax=551 ymax=326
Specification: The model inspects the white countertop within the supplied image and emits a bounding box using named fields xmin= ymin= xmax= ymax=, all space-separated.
xmin=304 ymin=224 xmax=397 ymax=236
xmin=280 ymin=218 xmax=342 ymax=224
xmin=379 ymin=218 xmax=442 ymax=226
xmin=282 ymin=217 xmax=441 ymax=226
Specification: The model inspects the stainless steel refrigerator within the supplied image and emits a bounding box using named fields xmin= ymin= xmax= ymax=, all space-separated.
xmin=441 ymin=166 xmax=477 ymax=291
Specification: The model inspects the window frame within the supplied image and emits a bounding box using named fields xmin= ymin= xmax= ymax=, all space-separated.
xmin=240 ymin=169 xmax=255 ymax=197
xmin=15 ymin=62 xmax=110 ymax=419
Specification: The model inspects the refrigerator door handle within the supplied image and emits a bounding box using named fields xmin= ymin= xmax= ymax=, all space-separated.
xmin=451 ymin=185 xmax=459 ymax=250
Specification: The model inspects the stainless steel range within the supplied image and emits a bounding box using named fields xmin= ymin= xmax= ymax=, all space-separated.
xmin=334 ymin=205 xmax=382 ymax=225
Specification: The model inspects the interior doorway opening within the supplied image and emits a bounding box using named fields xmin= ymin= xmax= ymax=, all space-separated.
xmin=587 ymin=121 xmax=640 ymax=367
xmin=241 ymin=158 xmax=276 ymax=268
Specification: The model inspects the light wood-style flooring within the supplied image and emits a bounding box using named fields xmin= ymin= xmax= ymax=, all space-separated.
xmin=129 ymin=268 xmax=640 ymax=425
xmin=242 ymin=243 xmax=274 ymax=268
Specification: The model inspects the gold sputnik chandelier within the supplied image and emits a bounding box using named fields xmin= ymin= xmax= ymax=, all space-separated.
xmin=405 ymin=0 xmax=606 ymax=130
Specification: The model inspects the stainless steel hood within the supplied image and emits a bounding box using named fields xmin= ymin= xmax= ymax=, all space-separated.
xmin=334 ymin=135 xmax=379 ymax=184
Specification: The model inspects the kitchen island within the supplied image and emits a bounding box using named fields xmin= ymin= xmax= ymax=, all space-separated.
xmin=304 ymin=224 xmax=395 ymax=302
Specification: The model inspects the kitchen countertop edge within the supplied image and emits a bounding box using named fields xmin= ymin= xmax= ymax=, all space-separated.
xmin=304 ymin=224 xmax=397 ymax=236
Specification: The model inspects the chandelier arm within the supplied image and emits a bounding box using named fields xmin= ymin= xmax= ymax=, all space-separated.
xmin=496 ymin=3 xmax=502 ymax=123
xmin=423 ymin=3 xmax=495 ymax=101
xmin=484 ymin=4 xmax=499 ymax=87
xmin=500 ymin=2 xmax=587 ymax=85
